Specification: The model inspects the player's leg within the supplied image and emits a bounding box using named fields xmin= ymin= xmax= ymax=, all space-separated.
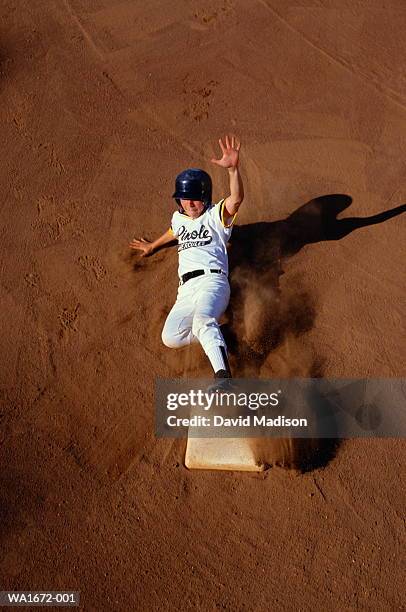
xmin=161 ymin=291 xmax=198 ymax=349
xmin=191 ymin=275 xmax=232 ymax=376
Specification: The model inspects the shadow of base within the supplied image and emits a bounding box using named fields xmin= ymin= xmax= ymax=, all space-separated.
xmin=252 ymin=437 xmax=341 ymax=472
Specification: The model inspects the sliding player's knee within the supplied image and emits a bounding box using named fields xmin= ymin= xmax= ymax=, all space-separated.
xmin=161 ymin=326 xmax=181 ymax=349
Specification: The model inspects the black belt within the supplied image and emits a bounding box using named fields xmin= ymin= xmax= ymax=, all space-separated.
xmin=180 ymin=269 xmax=226 ymax=285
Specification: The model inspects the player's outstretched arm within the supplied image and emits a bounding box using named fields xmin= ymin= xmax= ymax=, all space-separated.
xmin=129 ymin=229 xmax=175 ymax=257
xmin=210 ymin=135 xmax=244 ymax=223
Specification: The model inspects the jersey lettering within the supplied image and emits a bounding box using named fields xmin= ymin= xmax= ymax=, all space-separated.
xmin=178 ymin=224 xmax=212 ymax=250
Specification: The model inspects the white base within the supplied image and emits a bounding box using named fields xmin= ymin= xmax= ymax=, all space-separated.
xmin=185 ymin=436 xmax=265 ymax=471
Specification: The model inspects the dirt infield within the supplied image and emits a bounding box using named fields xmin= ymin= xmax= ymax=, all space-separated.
xmin=0 ymin=1 xmax=405 ymax=609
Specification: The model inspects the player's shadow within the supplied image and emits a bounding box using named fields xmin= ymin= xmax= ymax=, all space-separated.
xmin=223 ymin=194 xmax=405 ymax=471
xmin=224 ymin=194 xmax=405 ymax=374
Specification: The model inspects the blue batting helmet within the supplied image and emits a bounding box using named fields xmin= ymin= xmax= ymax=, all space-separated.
xmin=172 ymin=168 xmax=212 ymax=205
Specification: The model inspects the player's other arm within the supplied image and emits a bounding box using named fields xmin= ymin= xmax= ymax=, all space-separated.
xmin=224 ymin=165 xmax=244 ymax=219
xmin=211 ymin=134 xmax=243 ymax=225
xmin=129 ymin=228 xmax=176 ymax=257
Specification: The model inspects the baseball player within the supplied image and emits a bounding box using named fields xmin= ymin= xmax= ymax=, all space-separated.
xmin=129 ymin=135 xmax=243 ymax=379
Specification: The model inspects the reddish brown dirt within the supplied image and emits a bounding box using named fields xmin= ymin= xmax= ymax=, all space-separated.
xmin=1 ymin=1 xmax=405 ymax=610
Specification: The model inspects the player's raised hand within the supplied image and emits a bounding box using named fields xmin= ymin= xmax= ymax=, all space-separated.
xmin=210 ymin=135 xmax=241 ymax=169
xmin=129 ymin=237 xmax=154 ymax=256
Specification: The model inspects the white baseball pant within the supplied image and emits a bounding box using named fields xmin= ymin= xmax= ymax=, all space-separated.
xmin=161 ymin=273 xmax=230 ymax=365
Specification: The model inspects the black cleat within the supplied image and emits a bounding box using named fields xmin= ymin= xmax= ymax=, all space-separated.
xmin=208 ymin=368 xmax=234 ymax=394
xmin=214 ymin=369 xmax=232 ymax=379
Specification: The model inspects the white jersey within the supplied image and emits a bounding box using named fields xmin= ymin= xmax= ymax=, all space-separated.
xmin=169 ymin=198 xmax=236 ymax=278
